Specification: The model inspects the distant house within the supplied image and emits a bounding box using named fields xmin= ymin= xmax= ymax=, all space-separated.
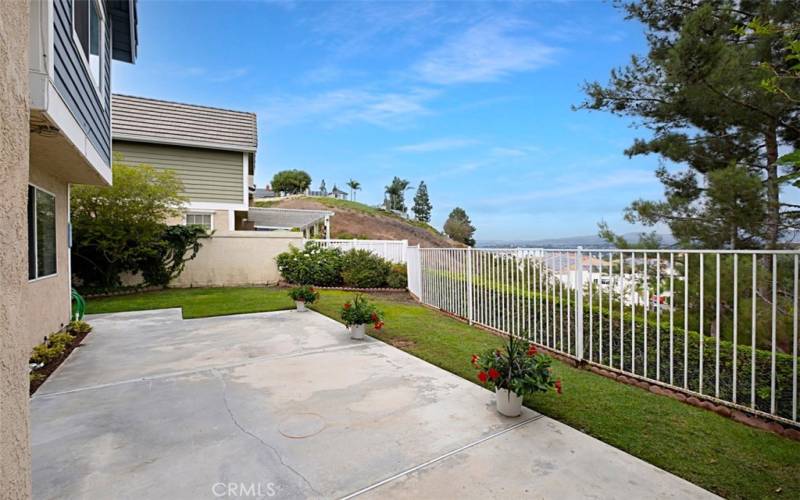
xmin=329 ymin=185 xmax=348 ymax=200
xmin=306 ymin=179 xmax=348 ymax=200
xmin=111 ymin=94 xmax=257 ymax=231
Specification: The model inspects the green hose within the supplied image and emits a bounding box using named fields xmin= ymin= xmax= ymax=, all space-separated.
xmin=71 ymin=289 xmax=86 ymax=321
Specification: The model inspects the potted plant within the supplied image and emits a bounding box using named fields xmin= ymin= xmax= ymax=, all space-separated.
xmin=472 ymin=335 xmax=561 ymax=417
xmin=340 ymin=294 xmax=384 ymax=340
xmin=288 ymin=285 xmax=319 ymax=312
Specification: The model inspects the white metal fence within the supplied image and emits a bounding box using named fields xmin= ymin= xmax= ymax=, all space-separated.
xmin=407 ymin=246 xmax=800 ymax=426
xmin=308 ymin=239 xmax=409 ymax=263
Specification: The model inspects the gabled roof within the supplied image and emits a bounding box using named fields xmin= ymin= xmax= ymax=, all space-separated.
xmin=247 ymin=208 xmax=332 ymax=230
xmin=111 ymin=94 xmax=257 ymax=152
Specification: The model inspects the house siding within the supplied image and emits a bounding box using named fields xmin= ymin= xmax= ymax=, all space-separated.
xmin=52 ymin=0 xmax=112 ymax=166
xmin=114 ymin=141 xmax=245 ymax=205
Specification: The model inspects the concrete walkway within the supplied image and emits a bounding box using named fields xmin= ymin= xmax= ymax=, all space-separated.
xmin=31 ymin=309 xmax=717 ymax=499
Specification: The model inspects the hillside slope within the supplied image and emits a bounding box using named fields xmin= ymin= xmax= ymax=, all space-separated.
xmin=254 ymin=197 xmax=461 ymax=248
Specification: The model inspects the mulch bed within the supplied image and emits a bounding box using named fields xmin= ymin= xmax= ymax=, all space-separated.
xmin=29 ymin=329 xmax=92 ymax=396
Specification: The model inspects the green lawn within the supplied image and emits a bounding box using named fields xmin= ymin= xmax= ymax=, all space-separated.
xmin=86 ymin=287 xmax=800 ymax=499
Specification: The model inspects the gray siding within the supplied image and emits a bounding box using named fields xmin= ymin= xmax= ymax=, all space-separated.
xmin=114 ymin=141 xmax=245 ymax=205
xmin=53 ymin=0 xmax=112 ymax=165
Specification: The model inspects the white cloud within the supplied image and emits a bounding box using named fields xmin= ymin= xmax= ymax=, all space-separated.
xmin=477 ymin=169 xmax=655 ymax=207
xmin=262 ymin=87 xmax=438 ymax=129
xmin=394 ymin=138 xmax=478 ymax=153
xmin=414 ymin=19 xmax=557 ymax=85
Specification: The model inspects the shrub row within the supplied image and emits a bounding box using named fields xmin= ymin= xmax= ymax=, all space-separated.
xmin=276 ymin=242 xmax=407 ymax=289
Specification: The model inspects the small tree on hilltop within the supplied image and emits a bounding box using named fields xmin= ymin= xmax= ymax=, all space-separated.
xmin=346 ymin=179 xmax=361 ymax=201
xmin=412 ymin=181 xmax=432 ymax=223
xmin=384 ymin=177 xmax=411 ymax=212
xmin=444 ymin=207 xmax=476 ymax=247
xmin=272 ymin=169 xmax=312 ymax=195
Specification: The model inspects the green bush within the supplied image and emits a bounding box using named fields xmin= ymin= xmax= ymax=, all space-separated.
xmin=341 ymin=250 xmax=392 ymax=288
xmin=386 ymin=264 xmax=408 ymax=289
xmin=276 ymin=242 xmax=344 ymax=286
xmin=30 ymin=331 xmax=74 ymax=366
xmin=67 ymin=320 xmax=92 ymax=335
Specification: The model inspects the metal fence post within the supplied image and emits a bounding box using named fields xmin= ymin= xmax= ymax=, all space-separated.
xmin=575 ymin=246 xmax=584 ymax=360
xmin=467 ymin=246 xmax=474 ymax=325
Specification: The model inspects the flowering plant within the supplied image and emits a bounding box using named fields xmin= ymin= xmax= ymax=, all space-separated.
xmin=472 ymin=334 xmax=561 ymax=397
xmin=340 ymin=294 xmax=384 ymax=329
xmin=288 ymin=285 xmax=319 ymax=304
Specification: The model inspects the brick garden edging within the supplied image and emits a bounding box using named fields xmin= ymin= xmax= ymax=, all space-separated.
xmin=277 ymin=283 xmax=408 ymax=293
xmin=408 ymin=294 xmax=800 ymax=443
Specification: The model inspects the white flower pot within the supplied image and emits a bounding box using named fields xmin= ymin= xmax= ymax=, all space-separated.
xmin=350 ymin=323 xmax=366 ymax=340
xmin=495 ymin=388 xmax=523 ymax=417
xmin=295 ymin=301 xmax=307 ymax=312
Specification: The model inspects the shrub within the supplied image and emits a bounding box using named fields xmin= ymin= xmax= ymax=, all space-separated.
xmin=67 ymin=320 xmax=92 ymax=335
xmin=30 ymin=332 xmax=75 ymax=366
xmin=386 ymin=264 xmax=407 ymax=289
xmin=288 ymin=285 xmax=319 ymax=304
xmin=276 ymin=242 xmax=343 ymax=286
xmin=340 ymin=250 xmax=392 ymax=288
xmin=340 ymin=294 xmax=384 ymax=329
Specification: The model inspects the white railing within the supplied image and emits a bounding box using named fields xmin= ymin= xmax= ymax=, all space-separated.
xmin=407 ymin=246 xmax=800 ymax=426
xmin=308 ymin=239 xmax=408 ymax=263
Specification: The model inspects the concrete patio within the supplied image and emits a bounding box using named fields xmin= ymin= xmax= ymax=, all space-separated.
xmin=31 ymin=309 xmax=716 ymax=499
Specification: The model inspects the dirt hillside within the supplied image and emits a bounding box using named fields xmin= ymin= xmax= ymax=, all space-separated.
xmin=256 ymin=197 xmax=461 ymax=248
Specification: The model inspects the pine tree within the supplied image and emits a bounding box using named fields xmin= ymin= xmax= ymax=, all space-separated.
xmin=412 ymin=181 xmax=432 ymax=222
xmin=579 ymin=1 xmax=799 ymax=249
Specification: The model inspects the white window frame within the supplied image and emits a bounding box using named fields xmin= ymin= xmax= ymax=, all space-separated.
xmin=184 ymin=212 xmax=214 ymax=231
xmin=71 ymin=0 xmax=106 ymax=106
xmin=28 ymin=184 xmax=58 ymax=282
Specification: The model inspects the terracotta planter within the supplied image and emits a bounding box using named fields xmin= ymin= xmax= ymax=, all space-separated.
xmin=350 ymin=324 xmax=366 ymax=340
xmin=495 ymin=388 xmax=523 ymax=417
xmin=295 ymin=301 xmax=307 ymax=312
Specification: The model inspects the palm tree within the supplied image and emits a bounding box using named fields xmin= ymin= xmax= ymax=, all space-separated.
xmin=346 ymin=179 xmax=361 ymax=201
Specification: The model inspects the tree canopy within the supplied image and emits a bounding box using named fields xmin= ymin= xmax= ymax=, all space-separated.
xmin=412 ymin=181 xmax=432 ymax=222
xmin=71 ymin=159 xmax=207 ymax=290
xmin=272 ymin=169 xmax=312 ymax=194
xmin=384 ymin=177 xmax=411 ymax=212
xmin=579 ymin=1 xmax=799 ymax=249
xmin=444 ymin=207 xmax=476 ymax=246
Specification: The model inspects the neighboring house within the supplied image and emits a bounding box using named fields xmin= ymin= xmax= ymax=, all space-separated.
xmin=247 ymin=207 xmax=332 ymax=239
xmin=111 ymin=94 xmax=257 ymax=232
xmin=254 ymin=186 xmax=277 ymax=199
xmin=24 ymin=0 xmax=138 ymax=348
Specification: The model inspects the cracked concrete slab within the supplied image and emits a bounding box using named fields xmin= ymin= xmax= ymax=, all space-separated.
xmin=31 ymin=309 xmax=717 ymax=499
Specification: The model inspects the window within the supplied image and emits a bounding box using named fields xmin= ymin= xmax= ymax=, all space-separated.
xmin=28 ymin=186 xmax=57 ymax=280
xmin=186 ymin=213 xmax=213 ymax=230
xmin=73 ymin=0 xmax=105 ymax=97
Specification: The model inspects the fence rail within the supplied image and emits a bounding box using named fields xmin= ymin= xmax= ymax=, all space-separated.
xmin=308 ymin=239 xmax=408 ymax=263
xmin=406 ymin=246 xmax=800 ymax=426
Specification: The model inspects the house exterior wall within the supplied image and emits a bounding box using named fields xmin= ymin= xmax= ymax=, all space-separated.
xmin=24 ymin=166 xmax=72 ymax=349
xmin=171 ymin=232 xmax=302 ymax=287
xmin=0 ymin=0 xmax=32 ymax=497
xmin=53 ymin=0 xmax=113 ymax=165
xmin=113 ymin=141 xmax=246 ymax=206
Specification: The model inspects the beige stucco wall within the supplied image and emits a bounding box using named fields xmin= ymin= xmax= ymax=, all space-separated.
xmin=23 ymin=167 xmax=72 ymax=348
xmin=172 ymin=232 xmax=302 ymax=287
xmin=0 ymin=0 xmax=32 ymax=497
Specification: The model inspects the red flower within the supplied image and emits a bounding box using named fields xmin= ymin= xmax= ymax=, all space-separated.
xmin=471 ymin=354 xmax=479 ymax=366
xmin=370 ymin=312 xmax=378 ymax=322
xmin=344 ymin=303 xmax=351 ymax=310
xmin=527 ymin=344 xmax=538 ymax=356
xmin=488 ymin=368 xmax=500 ymax=380
xmin=555 ymin=379 xmax=562 ymax=395
xmin=374 ymin=321 xmax=384 ymax=330
xmin=478 ymin=371 xmax=488 ymax=383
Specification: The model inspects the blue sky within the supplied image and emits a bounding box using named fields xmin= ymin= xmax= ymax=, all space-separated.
xmin=113 ymin=0 xmax=666 ymax=241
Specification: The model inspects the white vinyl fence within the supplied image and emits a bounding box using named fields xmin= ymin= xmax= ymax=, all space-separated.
xmin=309 ymin=239 xmax=409 ymax=263
xmin=406 ymin=247 xmax=800 ymax=426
